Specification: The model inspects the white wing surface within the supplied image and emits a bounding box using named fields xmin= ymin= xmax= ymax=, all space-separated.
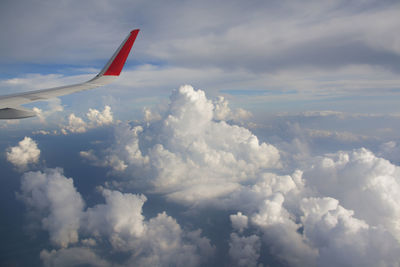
xmin=0 ymin=29 xmax=140 ymax=119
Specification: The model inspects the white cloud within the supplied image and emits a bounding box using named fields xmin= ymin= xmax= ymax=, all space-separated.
xmin=6 ymin=136 xmax=40 ymax=170
xmin=83 ymin=189 xmax=147 ymax=249
xmin=63 ymin=114 xmax=87 ymax=133
xmin=134 ymin=212 xmax=214 ymax=267
xmin=303 ymin=148 xmax=400 ymax=241
xmin=301 ymin=197 xmax=400 ymax=267
xmin=12 ymin=85 xmax=400 ymax=266
xmin=41 ymin=85 xmax=399 ymax=266
xmin=18 ymin=168 xmax=84 ymax=248
xmin=213 ymin=96 xmax=252 ymax=122
xmin=85 ymin=85 xmax=281 ymax=204
xmin=87 ymin=105 xmax=113 ymax=127
xmin=250 ymin=193 xmax=318 ymax=267
xmin=18 ymin=168 xmax=215 ymax=266
xmin=62 ymin=106 xmax=114 ymax=134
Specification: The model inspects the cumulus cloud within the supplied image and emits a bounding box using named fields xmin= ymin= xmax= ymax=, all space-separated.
xmin=229 ymin=233 xmax=260 ymax=267
xmin=213 ymin=96 xmax=252 ymax=121
xmin=15 ymin=85 xmax=400 ymax=266
xmin=301 ymin=197 xmax=400 ymax=267
xmin=63 ymin=113 xmax=87 ymax=133
xmin=62 ymin=106 xmax=114 ymax=134
xmin=87 ymin=105 xmax=113 ymax=126
xmin=83 ymin=189 xmax=147 ymax=249
xmin=73 ymin=85 xmax=400 ymax=266
xmin=230 ymin=212 xmax=248 ymax=233
xmin=18 ymin=168 xmax=214 ymax=266
xmin=303 ymin=148 xmax=400 ymax=241
xmin=84 ymin=85 xmax=280 ymax=204
xmin=17 ymin=168 xmax=84 ymax=248
xmin=6 ymin=136 xmax=40 ymax=170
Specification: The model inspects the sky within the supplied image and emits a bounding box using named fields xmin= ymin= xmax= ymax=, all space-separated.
xmin=1 ymin=0 xmax=400 ymax=266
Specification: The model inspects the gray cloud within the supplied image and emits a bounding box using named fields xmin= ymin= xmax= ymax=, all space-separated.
xmin=1 ymin=0 xmax=399 ymax=74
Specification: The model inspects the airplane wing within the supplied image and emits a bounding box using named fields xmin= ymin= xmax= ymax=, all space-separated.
xmin=0 ymin=29 xmax=140 ymax=119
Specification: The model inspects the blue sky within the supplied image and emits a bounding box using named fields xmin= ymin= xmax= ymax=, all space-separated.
xmin=1 ymin=0 xmax=400 ymax=266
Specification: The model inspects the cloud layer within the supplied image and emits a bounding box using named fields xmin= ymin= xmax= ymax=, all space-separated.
xmin=78 ymin=86 xmax=400 ymax=266
xmin=14 ymin=86 xmax=400 ymax=266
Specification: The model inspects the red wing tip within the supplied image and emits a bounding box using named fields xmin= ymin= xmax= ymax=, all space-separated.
xmin=102 ymin=29 xmax=139 ymax=76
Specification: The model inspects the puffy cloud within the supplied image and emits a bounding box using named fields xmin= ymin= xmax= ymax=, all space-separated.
xmin=228 ymin=233 xmax=260 ymax=267
xmin=230 ymin=212 xmax=248 ymax=233
xmin=250 ymin=193 xmax=318 ymax=267
xmin=80 ymin=150 xmax=128 ymax=172
xmin=213 ymin=96 xmax=252 ymax=122
xmin=87 ymin=105 xmax=113 ymax=127
xmin=83 ymin=189 xmax=147 ymax=249
xmin=86 ymin=85 xmax=280 ymax=204
xmin=301 ymin=197 xmax=400 ymax=267
xmin=63 ymin=113 xmax=87 ymax=133
xmin=13 ymin=86 xmax=400 ymax=266
xmin=303 ymin=148 xmax=400 ymax=240
xmin=18 ymin=169 xmax=214 ymax=266
xmin=6 ymin=136 xmax=40 ymax=170
xmin=62 ymin=106 xmax=114 ymax=134
xmin=17 ymin=168 xmax=84 ymax=248
xmin=71 ymin=85 xmax=400 ymax=265
xmin=133 ymin=213 xmax=215 ymax=267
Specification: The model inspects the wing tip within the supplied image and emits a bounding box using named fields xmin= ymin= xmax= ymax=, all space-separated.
xmin=101 ymin=29 xmax=140 ymax=76
xmin=131 ymin=29 xmax=140 ymax=34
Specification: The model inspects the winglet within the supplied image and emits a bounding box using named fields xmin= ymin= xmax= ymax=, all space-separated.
xmin=98 ymin=29 xmax=140 ymax=77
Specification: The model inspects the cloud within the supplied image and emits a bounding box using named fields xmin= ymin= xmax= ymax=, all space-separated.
xmin=32 ymin=98 xmax=64 ymax=123
xmin=230 ymin=212 xmax=248 ymax=233
xmin=63 ymin=114 xmax=87 ymax=133
xmin=18 ymin=168 xmax=215 ymax=266
xmin=61 ymin=105 xmax=114 ymax=134
xmin=40 ymin=247 xmax=110 ymax=267
xmin=2 ymin=1 xmax=400 ymax=117
xmin=379 ymin=141 xmax=400 ymax=163
xmin=83 ymin=189 xmax=147 ymax=249
xmin=73 ymin=85 xmax=400 ymax=265
xmin=87 ymin=105 xmax=113 ymax=126
xmin=6 ymin=136 xmax=40 ymax=170
xmin=213 ymin=96 xmax=252 ymax=122
xmin=12 ymin=85 xmax=400 ymax=266
xmin=228 ymin=233 xmax=261 ymax=267
xmin=301 ymin=197 xmax=400 ymax=267
xmin=17 ymin=168 xmax=84 ymax=248
xmin=303 ymin=148 xmax=400 ymax=241
xmin=84 ymin=85 xmax=280 ymax=204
